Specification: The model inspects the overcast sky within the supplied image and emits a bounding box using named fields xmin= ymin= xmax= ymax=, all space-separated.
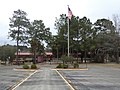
xmin=0 ymin=0 xmax=120 ymax=45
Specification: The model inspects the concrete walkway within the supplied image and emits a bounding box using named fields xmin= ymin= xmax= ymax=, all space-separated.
xmin=14 ymin=64 xmax=71 ymax=90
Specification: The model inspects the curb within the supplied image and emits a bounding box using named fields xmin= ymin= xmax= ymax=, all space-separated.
xmin=13 ymin=68 xmax=37 ymax=72
xmin=52 ymin=68 xmax=88 ymax=70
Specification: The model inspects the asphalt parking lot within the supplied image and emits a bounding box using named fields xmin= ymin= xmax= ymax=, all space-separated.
xmin=1 ymin=63 xmax=120 ymax=90
xmin=0 ymin=65 xmax=34 ymax=90
xmin=59 ymin=64 xmax=120 ymax=90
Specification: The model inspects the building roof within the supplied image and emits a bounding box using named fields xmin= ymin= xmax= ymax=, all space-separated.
xmin=45 ymin=52 xmax=53 ymax=55
xmin=15 ymin=52 xmax=34 ymax=56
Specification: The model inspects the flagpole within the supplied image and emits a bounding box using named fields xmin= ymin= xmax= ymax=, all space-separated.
xmin=67 ymin=5 xmax=72 ymax=57
xmin=67 ymin=17 xmax=70 ymax=57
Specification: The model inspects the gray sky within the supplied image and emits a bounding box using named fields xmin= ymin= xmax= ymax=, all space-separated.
xmin=0 ymin=0 xmax=120 ymax=45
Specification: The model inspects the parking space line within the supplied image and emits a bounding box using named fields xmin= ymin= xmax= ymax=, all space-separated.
xmin=11 ymin=70 xmax=38 ymax=90
xmin=55 ymin=70 xmax=75 ymax=90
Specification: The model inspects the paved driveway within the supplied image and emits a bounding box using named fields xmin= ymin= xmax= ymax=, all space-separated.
xmin=15 ymin=64 xmax=71 ymax=90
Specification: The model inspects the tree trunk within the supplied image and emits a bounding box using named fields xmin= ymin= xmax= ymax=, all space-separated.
xmin=33 ymin=49 xmax=36 ymax=64
xmin=116 ymin=48 xmax=119 ymax=64
xmin=16 ymin=26 xmax=20 ymax=65
xmin=85 ymin=51 xmax=87 ymax=63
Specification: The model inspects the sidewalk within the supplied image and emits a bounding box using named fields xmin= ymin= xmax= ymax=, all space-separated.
xmin=14 ymin=64 xmax=71 ymax=90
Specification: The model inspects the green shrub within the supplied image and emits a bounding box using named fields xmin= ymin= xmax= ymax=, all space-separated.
xmin=23 ymin=64 xmax=29 ymax=69
xmin=63 ymin=64 xmax=68 ymax=68
xmin=56 ymin=63 xmax=62 ymax=68
xmin=74 ymin=63 xmax=79 ymax=68
xmin=56 ymin=63 xmax=68 ymax=68
xmin=31 ymin=64 xmax=37 ymax=69
xmin=61 ymin=55 xmax=74 ymax=64
xmin=61 ymin=55 xmax=67 ymax=64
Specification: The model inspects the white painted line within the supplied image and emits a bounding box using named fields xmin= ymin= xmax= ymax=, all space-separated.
xmin=68 ymin=80 xmax=72 ymax=83
xmin=11 ymin=70 xmax=38 ymax=90
xmin=55 ymin=70 xmax=75 ymax=90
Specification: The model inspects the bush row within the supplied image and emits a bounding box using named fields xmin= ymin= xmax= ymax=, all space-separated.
xmin=23 ymin=64 xmax=37 ymax=69
xmin=56 ymin=63 xmax=79 ymax=68
xmin=56 ymin=63 xmax=68 ymax=68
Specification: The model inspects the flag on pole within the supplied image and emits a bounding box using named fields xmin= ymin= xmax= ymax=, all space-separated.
xmin=67 ymin=6 xmax=73 ymax=57
xmin=68 ymin=6 xmax=73 ymax=20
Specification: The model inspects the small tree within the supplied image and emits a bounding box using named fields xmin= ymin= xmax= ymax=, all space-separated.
xmin=26 ymin=20 xmax=52 ymax=64
xmin=61 ymin=55 xmax=74 ymax=65
xmin=9 ymin=9 xmax=30 ymax=65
